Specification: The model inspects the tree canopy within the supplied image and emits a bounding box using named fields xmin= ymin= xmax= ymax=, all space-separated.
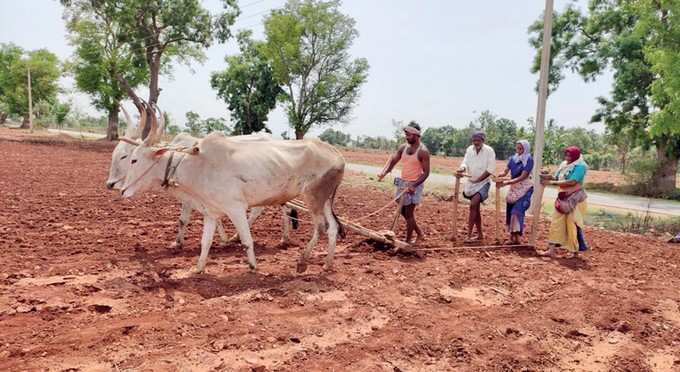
xmin=261 ymin=0 xmax=369 ymax=139
xmin=0 ymin=44 xmax=61 ymax=127
xmin=528 ymin=0 xmax=680 ymax=195
xmin=210 ymin=30 xmax=281 ymax=135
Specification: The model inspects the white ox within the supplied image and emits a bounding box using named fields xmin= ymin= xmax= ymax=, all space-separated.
xmin=120 ymin=131 xmax=345 ymax=273
xmin=105 ymin=105 xmax=294 ymax=249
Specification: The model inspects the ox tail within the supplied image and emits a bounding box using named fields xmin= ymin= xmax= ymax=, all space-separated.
xmin=289 ymin=208 xmax=299 ymax=230
xmin=330 ymin=183 xmax=345 ymax=239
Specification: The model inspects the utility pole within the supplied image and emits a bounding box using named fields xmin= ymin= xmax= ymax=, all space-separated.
xmin=27 ymin=66 xmax=33 ymax=133
xmin=529 ymin=0 xmax=554 ymax=246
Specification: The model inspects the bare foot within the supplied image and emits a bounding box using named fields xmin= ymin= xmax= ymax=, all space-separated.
xmin=567 ymin=251 xmax=580 ymax=259
xmin=539 ymin=246 xmax=557 ymax=258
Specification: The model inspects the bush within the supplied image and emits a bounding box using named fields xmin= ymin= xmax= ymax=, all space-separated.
xmin=625 ymin=150 xmax=662 ymax=196
xmin=319 ymin=128 xmax=351 ymax=147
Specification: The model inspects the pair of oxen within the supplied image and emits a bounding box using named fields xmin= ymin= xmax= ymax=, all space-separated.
xmin=106 ymin=104 xmax=345 ymax=273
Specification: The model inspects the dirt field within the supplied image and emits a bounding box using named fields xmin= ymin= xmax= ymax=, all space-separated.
xmin=340 ymin=148 xmax=628 ymax=186
xmin=1 ymin=135 xmax=680 ymax=371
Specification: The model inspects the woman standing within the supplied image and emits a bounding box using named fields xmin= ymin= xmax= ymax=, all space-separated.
xmin=541 ymin=146 xmax=589 ymax=257
xmin=497 ymin=140 xmax=534 ymax=244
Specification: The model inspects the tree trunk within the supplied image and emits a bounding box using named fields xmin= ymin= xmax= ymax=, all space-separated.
xmin=106 ymin=106 xmax=119 ymax=141
xmin=149 ymin=55 xmax=161 ymax=104
xmin=653 ymin=142 xmax=678 ymax=196
xmin=20 ymin=115 xmax=30 ymax=129
xmin=620 ymin=150 xmax=627 ymax=175
xmin=0 ymin=112 xmax=7 ymax=125
xmin=295 ymin=128 xmax=305 ymax=140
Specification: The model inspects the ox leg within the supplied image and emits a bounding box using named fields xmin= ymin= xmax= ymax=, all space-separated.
xmin=228 ymin=207 xmax=265 ymax=243
xmin=297 ymin=216 xmax=322 ymax=273
xmin=226 ymin=208 xmax=257 ymax=271
xmin=215 ymin=219 xmax=229 ymax=244
xmin=322 ymin=201 xmax=339 ymax=271
xmin=171 ymin=202 xmax=193 ymax=250
xmin=196 ymin=216 xmax=217 ymax=273
xmin=281 ymin=205 xmax=291 ymax=245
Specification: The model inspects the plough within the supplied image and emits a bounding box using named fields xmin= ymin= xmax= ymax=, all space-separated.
xmin=286 ymin=172 xmax=533 ymax=252
xmin=285 ymin=199 xmax=411 ymax=250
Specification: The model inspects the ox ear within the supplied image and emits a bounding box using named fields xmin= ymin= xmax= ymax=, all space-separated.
xmin=152 ymin=148 xmax=169 ymax=158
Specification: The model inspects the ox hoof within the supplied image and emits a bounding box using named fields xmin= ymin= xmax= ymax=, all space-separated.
xmin=169 ymin=242 xmax=182 ymax=251
xmin=296 ymin=261 xmax=308 ymax=273
xmin=248 ymin=262 xmax=257 ymax=272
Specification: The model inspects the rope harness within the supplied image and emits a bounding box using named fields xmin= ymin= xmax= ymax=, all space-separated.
xmin=283 ymin=189 xmax=408 ymax=224
xmin=121 ymin=157 xmax=161 ymax=193
xmin=161 ymin=151 xmax=187 ymax=189
xmin=122 ymin=144 xmax=195 ymax=193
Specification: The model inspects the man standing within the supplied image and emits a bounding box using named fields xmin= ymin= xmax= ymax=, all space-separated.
xmin=378 ymin=121 xmax=431 ymax=243
xmin=456 ymin=131 xmax=496 ymax=242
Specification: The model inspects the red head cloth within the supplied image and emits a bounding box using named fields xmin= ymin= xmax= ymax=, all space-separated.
xmin=564 ymin=146 xmax=581 ymax=162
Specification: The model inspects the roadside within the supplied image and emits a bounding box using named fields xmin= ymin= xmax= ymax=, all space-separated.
xmin=346 ymin=163 xmax=680 ymax=218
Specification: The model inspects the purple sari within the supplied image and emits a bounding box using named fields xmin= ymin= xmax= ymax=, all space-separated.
xmin=506 ymin=156 xmax=534 ymax=234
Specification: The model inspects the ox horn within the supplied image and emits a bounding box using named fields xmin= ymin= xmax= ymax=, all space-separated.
xmin=119 ymin=137 xmax=141 ymax=146
xmin=137 ymin=101 xmax=149 ymax=141
xmin=143 ymin=102 xmax=161 ymax=146
xmin=121 ymin=106 xmax=137 ymax=139
xmin=152 ymin=102 xmax=165 ymax=142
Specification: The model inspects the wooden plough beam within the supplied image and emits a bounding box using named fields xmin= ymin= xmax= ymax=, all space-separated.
xmin=285 ymin=199 xmax=411 ymax=250
xmin=286 ymin=198 xmax=533 ymax=254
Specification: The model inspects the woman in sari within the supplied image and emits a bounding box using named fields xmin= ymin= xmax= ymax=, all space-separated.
xmin=497 ymin=140 xmax=534 ymax=244
xmin=541 ymin=146 xmax=588 ymax=257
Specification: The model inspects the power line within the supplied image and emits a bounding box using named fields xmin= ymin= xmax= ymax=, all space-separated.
xmin=236 ymin=8 xmax=270 ymax=21
xmin=239 ymin=0 xmax=268 ymax=9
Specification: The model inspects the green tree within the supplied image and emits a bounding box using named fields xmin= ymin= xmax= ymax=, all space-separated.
xmin=203 ymin=117 xmax=228 ymax=134
xmin=261 ymin=0 xmax=369 ymax=139
xmin=529 ymin=0 xmax=680 ymax=195
xmin=0 ymin=43 xmax=24 ymax=124
xmin=471 ymin=111 xmax=519 ymax=160
xmin=0 ymin=45 xmax=61 ymax=128
xmin=63 ymin=6 xmax=148 ymax=140
xmin=318 ymin=128 xmax=350 ymax=146
xmin=183 ymin=111 xmax=230 ymax=136
xmin=184 ymin=111 xmax=203 ymax=137
xmin=211 ymin=30 xmax=281 ymax=135
xmin=61 ymin=0 xmax=239 ymax=137
xmin=353 ymin=135 xmax=397 ymax=151
xmin=52 ymin=102 xmax=71 ymax=128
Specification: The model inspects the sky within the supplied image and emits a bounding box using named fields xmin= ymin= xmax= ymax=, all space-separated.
xmin=0 ymin=0 xmax=612 ymax=138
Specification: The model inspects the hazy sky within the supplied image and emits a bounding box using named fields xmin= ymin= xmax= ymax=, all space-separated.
xmin=0 ymin=0 xmax=612 ymax=138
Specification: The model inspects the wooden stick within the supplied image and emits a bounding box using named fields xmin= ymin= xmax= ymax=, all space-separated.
xmin=313 ymin=244 xmax=534 ymax=258
xmin=414 ymin=244 xmax=533 ymax=252
xmin=450 ymin=176 xmax=461 ymax=242
xmin=285 ymin=201 xmax=410 ymax=250
xmin=495 ymin=182 xmax=501 ymax=244
xmin=390 ymin=193 xmax=405 ymax=232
